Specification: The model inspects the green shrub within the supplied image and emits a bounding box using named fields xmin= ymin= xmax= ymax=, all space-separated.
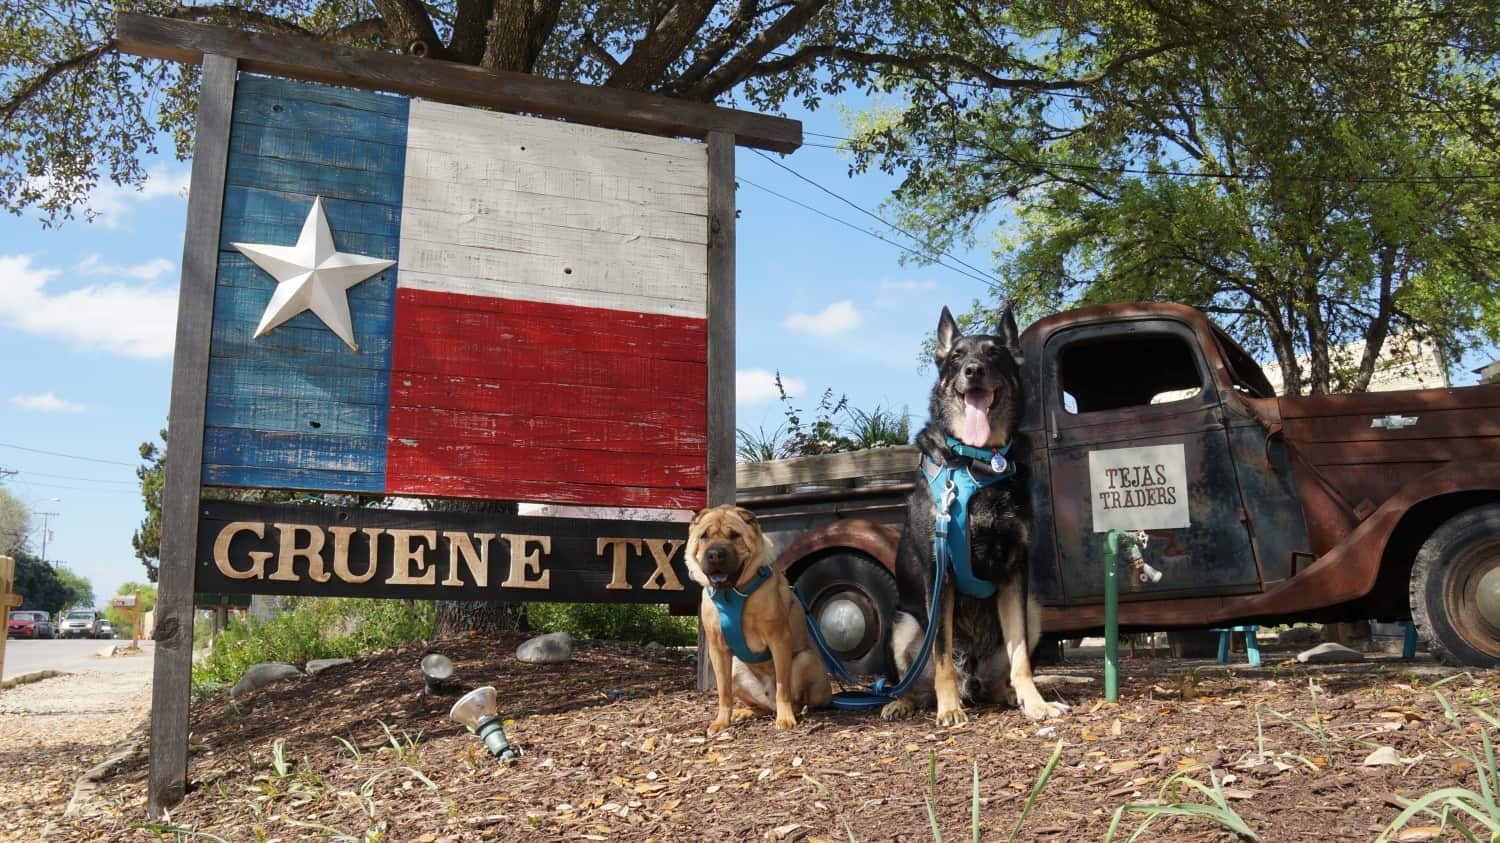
xmin=526 ymin=603 xmax=696 ymax=645
xmin=193 ymin=598 xmax=433 ymax=687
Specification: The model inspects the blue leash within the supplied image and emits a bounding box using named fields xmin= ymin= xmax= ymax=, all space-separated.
xmin=799 ymin=442 xmax=1015 ymax=711
xmin=798 ymin=478 xmax=955 ymax=711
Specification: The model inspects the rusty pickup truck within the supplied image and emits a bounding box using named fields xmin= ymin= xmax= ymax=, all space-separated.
xmin=738 ymin=302 xmax=1500 ymax=669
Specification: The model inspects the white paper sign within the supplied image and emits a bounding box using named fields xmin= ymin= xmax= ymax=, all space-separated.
xmin=1089 ymin=443 xmax=1189 ymax=532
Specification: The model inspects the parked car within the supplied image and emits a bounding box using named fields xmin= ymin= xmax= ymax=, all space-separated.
xmin=6 ymin=610 xmax=55 ymax=639
xmin=96 ymin=620 xmax=116 ymax=639
xmin=59 ymin=609 xmax=102 ymax=639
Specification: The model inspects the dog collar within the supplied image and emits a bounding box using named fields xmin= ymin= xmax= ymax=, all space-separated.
xmin=708 ymin=566 xmax=775 ymax=663
xmin=944 ymin=436 xmax=1012 ymax=474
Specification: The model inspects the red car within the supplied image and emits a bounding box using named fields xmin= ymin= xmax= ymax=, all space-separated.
xmin=7 ymin=610 xmax=55 ymax=639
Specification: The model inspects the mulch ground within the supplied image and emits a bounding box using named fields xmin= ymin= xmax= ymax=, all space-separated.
xmin=37 ymin=635 xmax=1500 ymax=842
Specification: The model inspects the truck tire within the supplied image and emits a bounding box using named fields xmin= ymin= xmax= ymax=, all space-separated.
xmin=1410 ymin=504 xmax=1500 ymax=667
xmin=792 ymin=551 xmax=897 ymax=678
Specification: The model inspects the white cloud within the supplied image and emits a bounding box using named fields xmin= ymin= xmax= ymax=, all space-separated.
xmin=10 ymin=392 xmax=85 ymax=413
xmin=86 ymin=164 xmax=191 ymax=229
xmin=0 ymin=254 xmax=178 ymax=358
xmin=79 ymin=254 xmax=176 ymax=281
xmin=737 ymin=369 xmax=805 ymax=405
xmin=783 ymin=300 xmax=862 ymax=338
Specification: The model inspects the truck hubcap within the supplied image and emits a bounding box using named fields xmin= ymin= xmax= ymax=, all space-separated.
xmin=1476 ymin=567 xmax=1500 ymax=630
xmin=818 ymin=597 xmax=868 ymax=654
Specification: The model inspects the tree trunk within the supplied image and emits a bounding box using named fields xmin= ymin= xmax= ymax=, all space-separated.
xmin=434 ymin=600 xmax=530 ymax=638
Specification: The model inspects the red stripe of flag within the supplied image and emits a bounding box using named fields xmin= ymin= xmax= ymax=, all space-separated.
xmin=386 ymin=288 xmax=707 ymax=508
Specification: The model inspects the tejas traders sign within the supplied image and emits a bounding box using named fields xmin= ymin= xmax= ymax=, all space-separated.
xmin=206 ymin=76 xmax=709 ymax=510
xmin=197 ymin=501 xmax=699 ymax=603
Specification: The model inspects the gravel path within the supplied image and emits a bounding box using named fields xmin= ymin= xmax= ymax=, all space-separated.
xmin=0 ymin=654 xmax=153 ymax=839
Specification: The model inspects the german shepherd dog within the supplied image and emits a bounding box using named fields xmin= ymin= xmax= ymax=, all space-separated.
xmin=880 ymin=305 xmax=1069 ymax=725
xmin=686 ymin=505 xmax=832 ymax=731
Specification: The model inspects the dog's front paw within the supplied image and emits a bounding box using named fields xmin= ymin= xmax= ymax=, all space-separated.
xmin=708 ymin=715 xmax=732 ymax=733
xmin=732 ymin=708 xmax=758 ymax=723
xmin=880 ymin=697 xmax=916 ymax=721
xmin=774 ymin=711 xmax=798 ymax=729
xmin=1021 ymin=698 xmax=1069 ymax=720
xmin=936 ymin=704 xmax=969 ymax=727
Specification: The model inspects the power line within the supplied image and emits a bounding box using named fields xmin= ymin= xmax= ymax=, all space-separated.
xmin=798 ymin=135 xmax=1500 ymax=184
xmin=749 ymin=148 xmax=1004 ymax=287
xmin=737 ymin=175 xmax=1000 ymax=290
xmin=17 ymin=469 xmax=137 ymax=485
xmin=0 ymin=442 xmax=137 ymax=467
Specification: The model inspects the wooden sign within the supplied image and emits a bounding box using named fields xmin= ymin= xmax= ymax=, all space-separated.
xmin=0 ymin=556 xmax=21 ymax=684
xmin=114 ymin=13 xmax=797 ymax=816
xmin=111 ymin=594 xmax=139 ymax=608
xmin=197 ymin=501 xmax=699 ymax=603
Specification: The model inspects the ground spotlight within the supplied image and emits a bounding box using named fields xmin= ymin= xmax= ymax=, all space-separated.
xmin=419 ymin=653 xmax=455 ymax=695
xmin=449 ymin=686 xmax=520 ymax=760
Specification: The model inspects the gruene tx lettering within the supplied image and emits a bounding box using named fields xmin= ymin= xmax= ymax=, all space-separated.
xmin=208 ymin=521 xmax=686 ymax=592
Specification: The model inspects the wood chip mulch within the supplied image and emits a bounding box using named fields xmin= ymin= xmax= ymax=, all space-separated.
xmin=29 ymin=636 xmax=1500 ymax=842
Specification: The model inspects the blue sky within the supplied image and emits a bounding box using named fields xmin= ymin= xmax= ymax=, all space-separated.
xmin=0 ymin=101 xmax=992 ymax=606
xmin=1 ymin=94 xmax=1495 ymax=608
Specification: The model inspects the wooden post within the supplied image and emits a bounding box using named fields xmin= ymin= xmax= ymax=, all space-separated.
xmin=0 ymin=557 xmax=21 ymax=682
xmin=698 ymin=131 xmax=736 ymax=690
xmin=147 ymin=53 xmax=237 ymax=818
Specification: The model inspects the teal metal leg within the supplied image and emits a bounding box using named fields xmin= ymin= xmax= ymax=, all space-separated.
xmin=1245 ymin=627 xmax=1261 ymax=666
xmin=1403 ymin=621 xmax=1418 ymax=660
xmin=1217 ymin=629 xmax=1230 ymax=664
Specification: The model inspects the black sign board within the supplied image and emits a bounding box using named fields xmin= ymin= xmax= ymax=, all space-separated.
xmin=197 ymin=500 xmax=700 ymax=604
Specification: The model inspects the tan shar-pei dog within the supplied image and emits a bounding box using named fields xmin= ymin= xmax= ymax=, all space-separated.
xmin=686 ymin=505 xmax=831 ymax=731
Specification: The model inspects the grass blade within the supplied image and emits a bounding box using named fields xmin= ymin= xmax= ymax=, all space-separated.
xmin=1008 ymin=739 xmax=1064 ymax=843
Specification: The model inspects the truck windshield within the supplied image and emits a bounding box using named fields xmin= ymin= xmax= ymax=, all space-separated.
xmin=67 ymin=611 xmax=93 ymax=620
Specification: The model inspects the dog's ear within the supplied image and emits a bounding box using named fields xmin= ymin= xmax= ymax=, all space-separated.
xmin=689 ymin=507 xmax=712 ymax=528
xmin=935 ymin=306 xmax=960 ymax=364
xmin=996 ymin=301 xmax=1023 ymax=365
xmin=733 ymin=507 xmax=759 ymax=526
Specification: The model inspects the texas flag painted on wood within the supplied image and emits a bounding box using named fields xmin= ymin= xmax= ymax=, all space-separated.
xmin=205 ymin=76 xmax=708 ymax=509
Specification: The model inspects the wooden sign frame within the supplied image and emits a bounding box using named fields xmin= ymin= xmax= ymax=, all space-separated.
xmin=115 ymin=15 xmax=800 ymax=816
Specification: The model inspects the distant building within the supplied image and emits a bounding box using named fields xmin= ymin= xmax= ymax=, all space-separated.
xmin=1259 ymin=333 xmax=1448 ymax=395
xmin=1475 ymin=360 xmax=1500 ymax=386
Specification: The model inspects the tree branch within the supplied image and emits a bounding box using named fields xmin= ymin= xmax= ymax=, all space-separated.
xmin=579 ymin=32 xmax=622 ymax=71
xmin=369 ymin=0 xmax=446 ymax=58
xmin=449 ymin=0 xmax=494 ymax=63
xmin=606 ymin=0 xmax=718 ymax=90
xmin=678 ymin=0 xmax=829 ymax=99
xmin=668 ymin=0 xmax=761 ymax=91
xmin=1 ymin=42 xmax=110 ymax=125
xmin=525 ymin=0 xmax=564 ymax=71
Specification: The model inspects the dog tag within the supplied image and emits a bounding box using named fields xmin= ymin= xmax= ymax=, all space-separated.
xmin=991 ymin=452 xmax=1008 ymax=473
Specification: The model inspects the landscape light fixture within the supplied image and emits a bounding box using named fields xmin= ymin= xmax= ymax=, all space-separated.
xmin=419 ymin=653 xmax=455 ymax=695
xmin=449 ymin=686 xmax=520 ymax=760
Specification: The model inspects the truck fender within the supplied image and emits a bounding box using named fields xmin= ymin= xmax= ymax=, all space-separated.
xmin=773 ymin=519 xmax=901 ymax=575
xmin=1241 ymin=460 xmax=1500 ymax=618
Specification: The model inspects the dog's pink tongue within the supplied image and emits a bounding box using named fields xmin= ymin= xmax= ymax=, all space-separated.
xmin=960 ymin=390 xmax=993 ymax=447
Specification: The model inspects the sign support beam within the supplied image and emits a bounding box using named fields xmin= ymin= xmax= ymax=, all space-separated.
xmin=148 ymin=53 xmax=237 ymax=818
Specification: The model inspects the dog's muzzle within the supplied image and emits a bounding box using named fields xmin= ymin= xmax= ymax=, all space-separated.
xmin=700 ymin=541 xmax=739 ymax=588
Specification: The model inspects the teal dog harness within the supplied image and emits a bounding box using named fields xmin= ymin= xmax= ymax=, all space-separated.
xmin=918 ymin=437 xmax=1018 ymax=599
xmin=708 ymin=565 xmax=775 ymax=663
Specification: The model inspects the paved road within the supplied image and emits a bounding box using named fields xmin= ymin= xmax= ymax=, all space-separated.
xmin=1 ymin=637 xmax=155 ymax=680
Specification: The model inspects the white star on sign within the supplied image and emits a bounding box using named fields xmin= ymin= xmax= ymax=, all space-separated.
xmin=233 ymin=196 xmax=394 ymax=351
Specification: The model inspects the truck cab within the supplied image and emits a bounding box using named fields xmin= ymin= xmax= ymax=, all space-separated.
xmin=741 ymin=303 xmax=1500 ymax=668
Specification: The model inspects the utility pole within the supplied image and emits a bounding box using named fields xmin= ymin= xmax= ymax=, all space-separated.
xmin=37 ymin=511 xmax=58 ymax=561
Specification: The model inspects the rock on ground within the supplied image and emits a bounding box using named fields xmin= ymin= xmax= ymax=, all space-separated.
xmin=516 ymin=632 xmax=574 ymax=664
xmin=1278 ymin=626 xmax=1323 ymax=647
xmin=230 ymin=662 xmax=302 ymax=698
xmin=305 ymin=658 xmax=353 ymax=676
xmin=1297 ymin=642 xmax=1366 ymax=663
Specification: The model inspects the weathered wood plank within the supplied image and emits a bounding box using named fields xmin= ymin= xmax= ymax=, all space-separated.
xmin=150 ymin=53 xmax=237 ymax=819
xmin=114 ymin=14 xmax=802 ymax=153
xmin=397 ymin=100 xmax=708 ymax=320
xmin=735 ymin=446 xmax=920 ymax=491
xmin=705 ymin=131 xmax=736 ymax=510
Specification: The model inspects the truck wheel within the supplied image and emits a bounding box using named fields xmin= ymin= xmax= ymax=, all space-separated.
xmin=792 ymin=551 xmax=897 ymax=678
xmin=1410 ymin=504 xmax=1500 ymax=667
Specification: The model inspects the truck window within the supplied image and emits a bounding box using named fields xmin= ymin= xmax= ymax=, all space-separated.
xmin=1210 ymin=326 xmax=1276 ymax=398
xmin=1058 ymin=333 xmax=1206 ymax=414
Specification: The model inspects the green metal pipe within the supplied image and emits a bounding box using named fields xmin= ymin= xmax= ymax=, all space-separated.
xmin=1103 ymin=529 xmax=1122 ymax=702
